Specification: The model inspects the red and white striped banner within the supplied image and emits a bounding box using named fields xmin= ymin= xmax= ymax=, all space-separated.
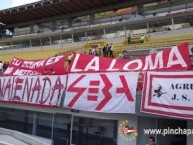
xmin=141 ymin=71 xmax=193 ymax=119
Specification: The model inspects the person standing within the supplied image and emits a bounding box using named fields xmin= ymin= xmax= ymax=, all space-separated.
xmin=140 ymin=35 xmax=145 ymax=43
xmin=106 ymin=44 xmax=109 ymax=57
xmin=102 ymin=44 xmax=107 ymax=57
xmin=109 ymin=43 xmax=114 ymax=58
xmin=128 ymin=34 xmax=131 ymax=44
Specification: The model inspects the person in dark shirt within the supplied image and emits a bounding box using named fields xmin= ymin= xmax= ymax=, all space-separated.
xmin=128 ymin=34 xmax=131 ymax=44
xmin=102 ymin=44 xmax=107 ymax=57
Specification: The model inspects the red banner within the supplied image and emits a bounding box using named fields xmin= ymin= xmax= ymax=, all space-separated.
xmin=68 ymin=43 xmax=191 ymax=72
xmin=0 ymin=75 xmax=66 ymax=107
xmin=4 ymin=54 xmax=69 ymax=76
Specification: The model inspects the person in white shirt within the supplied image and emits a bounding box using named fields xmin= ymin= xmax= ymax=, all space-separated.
xmin=109 ymin=43 xmax=114 ymax=58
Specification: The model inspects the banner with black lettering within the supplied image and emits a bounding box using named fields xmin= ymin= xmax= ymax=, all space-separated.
xmin=141 ymin=71 xmax=193 ymax=119
xmin=0 ymin=75 xmax=66 ymax=107
xmin=64 ymin=72 xmax=139 ymax=113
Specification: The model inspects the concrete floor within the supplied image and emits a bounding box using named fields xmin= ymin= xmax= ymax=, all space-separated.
xmin=0 ymin=135 xmax=29 ymax=145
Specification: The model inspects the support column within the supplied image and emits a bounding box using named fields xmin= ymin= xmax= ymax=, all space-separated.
xmin=89 ymin=13 xmax=95 ymax=24
xmin=147 ymin=21 xmax=150 ymax=33
xmin=24 ymin=111 xmax=29 ymax=133
xmin=124 ymin=26 xmax=127 ymax=39
xmin=171 ymin=17 xmax=174 ymax=30
xmin=103 ymin=28 xmax=106 ymax=39
xmin=71 ymin=33 xmax=74 ymax=42
xmin=30 ymin=24 xmax=34 ymax=34
xmin=187 ymin=120 xmax=193 ymax=145
xmin=20 ymin=41 xmax=22 ymax=51
xmin=85 ymin=31 xmax=88 ymax=43
xmin=3 ymin=44 xmax=5 ymax=53
xmin=68 ymin=19 xmax=72 ymax=28
xmin=60 ymin=36 xmax=63 ymax=48
xmin=137 ymin=4 xmax=143 ymax=15
xmin=11 ymin=41 xmax=13 ymax=49
xmin=32 ymin=112 xmax=38 ymax=135
xmin=49 ymin=36 xmax=52 ymax=45
xmin=29 ymin=39 xmax=32 ymax=47
xmin=70 ymin=115 xmax=74 ymax=145
xmin=51 ymin=21 xmax=57 ymax=31
xmin=40 ymin=38 xmax=42 ymax=50
xmin=51 ymin=113 xmax=55 ymax=144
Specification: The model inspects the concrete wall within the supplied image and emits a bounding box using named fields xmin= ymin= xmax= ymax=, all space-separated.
xmin=187 ymin=120 xmax=193 ymax=145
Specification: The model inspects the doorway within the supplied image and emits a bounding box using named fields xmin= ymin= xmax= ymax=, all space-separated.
xmin=157 ymin=118 xmax=186 ymax=145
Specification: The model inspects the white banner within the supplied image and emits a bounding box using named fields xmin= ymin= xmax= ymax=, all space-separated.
xmin=64 ymin=72 xmax=139 ymax=113
xmin=141 ymin=71 xmax=193 ymax=119
xmin=0 ymin=75 xmax=67 ymax=107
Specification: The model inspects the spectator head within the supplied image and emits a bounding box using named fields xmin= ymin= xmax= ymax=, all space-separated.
xmin=148 ymin=136 xmax=155 ymax=145
xmin=122 ymin=50 xmax=131 ymax=59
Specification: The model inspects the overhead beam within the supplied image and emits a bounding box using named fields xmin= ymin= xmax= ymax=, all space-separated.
xmin=7 ymin=0 xmax=156 ymax=27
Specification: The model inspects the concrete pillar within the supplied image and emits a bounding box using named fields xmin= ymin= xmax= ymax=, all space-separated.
xmin=20 ymin=41 xmax=22 ymax=51
xmin=51 ymin=21 xmax=57 ymax=31
xmin=85 ymin=31 xmax=88 ymax=43
xmin=70 ymin=115 xmax=74 ymax=145
xmin=118 ymin=116 xmax=137 ymax=145
xmin=68 ymin=19 xmax=72 ymax=28
xmin=124 ymin=26 xmax=127 ymax=39
xmin=11 ymin=41 xmax=13 ymax=49
xmin=187 ymin=120 xmax=193 ymax=145
xmin=40 ymin=38 xmax=42 ymax=50
xmin=171 ymin=17 xmax=174 ymax=30
xmin=29 ymin=39 xmax=32 ymax=47
xmin=103 ymin=29 xmax=106 ymax=39
xmin=71 ymin=33 xmax=74 ymax=42
xmin=60 ymin=35 xmax=63 ymax=48
xmin=49 ymin=36 xmax=52 ymax=45
xmin=30 ymin=24 xmax=34 ymax=34
xmin=137 ymin=117 xmax=157 ymax=145
xmin=137 ymin=4 xmax=143 ymax=15
xmin=147 ymin=21 xmax=150 ymax=33
xmin=51 ymin=113 xmax=55 ymax=144
xmin=89 ymin=13 xmax=95 ymax=24
xmin=32 ymin=112 xmax=38 ymax=135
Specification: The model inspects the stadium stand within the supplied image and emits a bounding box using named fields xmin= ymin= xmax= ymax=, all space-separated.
xmin=0 ymin=0 xmax=193 ymax=145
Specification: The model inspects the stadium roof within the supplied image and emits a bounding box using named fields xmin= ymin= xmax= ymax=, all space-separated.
xmin=0 ymin=0 xmax=156 ymax=27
